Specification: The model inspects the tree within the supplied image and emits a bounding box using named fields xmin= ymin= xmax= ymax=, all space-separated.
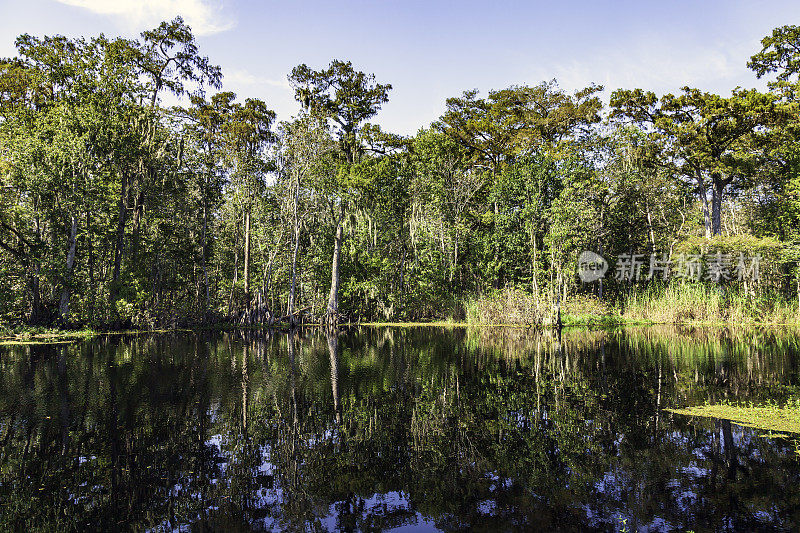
xmin=182 ymin=93 xmax=234 ymax=316
xmin=611 ymin=87 xmax=780 ymax=236
xmin=224 ymin=97 xmax=276 ymax=309
xmin=289 ymin=60 xmax=391 ymax=325
xmin=277 ymin=114 xmax=336 ymax=324
xmin=748 ymin=25 xmax=800 ymax=97
xmin=437 ymin=81 xmax=603 ymax=288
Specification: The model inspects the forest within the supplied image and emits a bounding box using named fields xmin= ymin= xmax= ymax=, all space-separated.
xmin=1 ymin=18 xmax=800 ymax=329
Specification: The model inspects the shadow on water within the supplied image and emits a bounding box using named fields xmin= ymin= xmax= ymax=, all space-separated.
xmin=0 ymin=326 xmax=799 ymax=531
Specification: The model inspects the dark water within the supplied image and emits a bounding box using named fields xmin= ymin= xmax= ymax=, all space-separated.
xmin=1 ymin=327 xmax=799 ymax=532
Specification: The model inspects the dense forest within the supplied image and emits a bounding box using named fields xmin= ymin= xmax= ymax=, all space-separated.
xmin=1 ymin=18 xmax=800 ymax=329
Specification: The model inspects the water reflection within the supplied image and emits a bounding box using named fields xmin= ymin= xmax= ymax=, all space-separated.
xmin=0 ymin=327 xmax=799 ymax=531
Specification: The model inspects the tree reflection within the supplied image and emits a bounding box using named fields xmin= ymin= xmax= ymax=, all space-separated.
xmin=0 ymin=327 xmax=798 ymax=531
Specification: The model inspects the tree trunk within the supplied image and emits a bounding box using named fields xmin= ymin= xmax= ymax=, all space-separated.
xmin=228 ymin=244 xmax=238 ymax=318
xmin=325 ymin=203 xmax=345 ymax=326
xmin=698 ymin=174 xmax=711 ymax=239
xmin=711 ymin=175 xmax=724 ymax=236
xmin=243 ymin=209 xmax=251 ymax=307
xmin=27 ymin=267 xmax=43 ymax=324
xmin=110 ymin=172 xmax=128 ymax=307
xmin=288 ymin=191 xmax=300 ymax=326
xmin=494 ymin=200 xmax=501 ymax=288
xmin=598 ymin=243 xmax=604 ymax=300
xmin=451 ymin=227 xmax=458 ymax=284
xmin=201 ymin=195 xmax=210 ymax=317
xmin=531 ymin=230 xmax=539 ymax=295
xmin=86 ymin=207 xmax=95 ymax=319
xmin=58 ymin=214 xmax=78 ymax=324
xmin=131 ymin=190 xmax=143 ymax=263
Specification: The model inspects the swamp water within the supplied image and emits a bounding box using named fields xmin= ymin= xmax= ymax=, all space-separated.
xmin=0 ymin=326 xmax=799 ymax=531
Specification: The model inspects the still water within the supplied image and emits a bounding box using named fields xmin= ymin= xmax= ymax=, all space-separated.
xmin=0 ymin=326 xmax=799 ymax=532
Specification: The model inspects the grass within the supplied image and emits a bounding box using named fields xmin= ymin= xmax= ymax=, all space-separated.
xmin=465 ymin=284 xmax=800 ymax=327
xmin=465 ymin=288 xmax=555 ymax=326
xmin=667 ymin=399 xmax=800 ymax=437
xmin=621 ymin=283 xmax=800 ymax=325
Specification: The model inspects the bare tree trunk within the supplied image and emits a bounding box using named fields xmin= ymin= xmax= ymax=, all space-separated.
xmin=265 ymin=257 xmax=274 ymax=325
xmin=697 ymin=174 xmax=711 ymax=239
xmin=110 ymin=172 xmax=128 ymax=307
xmin=27 ymin=270 xmax=42 ymax=324
xmin=131 ymin=190 xmax=144 ymax=263
xmin=58 ymin=214 xmax=78 ymax=323
xmin=86 ymin=208 xmax=95 ymax=319
xmin=228 ymin=243 xmax=238 ymax=318
xmin=201 ymin=190 xmax=210 ymax=318
xmin=711 ymin=175 xmax=724 ymax=236
xmin=450 ymin=227 xmax=458 ymax=283
xmin=326 ymin=203 xmax=345 ymax=326
xmin=243 ymin=209 xmax=251 ymax=307
xmin=531 ymin=230 xmax=539 ymax=296
xmin=494 ymin=200 xmax=501 ymax=288
xmin=288 ymin=187 xmax=300 ymax=326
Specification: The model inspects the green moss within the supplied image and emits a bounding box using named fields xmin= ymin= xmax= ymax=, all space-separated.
xmin=667 ymin=400 xmax=800 ymax=435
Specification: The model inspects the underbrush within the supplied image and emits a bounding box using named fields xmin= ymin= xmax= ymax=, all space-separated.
xmin=465 ymin=288 xmax=554 ymax=325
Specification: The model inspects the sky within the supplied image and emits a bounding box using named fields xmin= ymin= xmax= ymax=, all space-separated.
xmin=0 ymin=0 xmax=798 ymax=135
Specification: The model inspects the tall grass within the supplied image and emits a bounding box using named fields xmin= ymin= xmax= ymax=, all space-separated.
xmin=621 ymin=283 xmax=800 ymax=325
xmin=465 ymin=283 xmax=800 ymax=326
xmin=465 ymin=288 xmax=554 ymax=325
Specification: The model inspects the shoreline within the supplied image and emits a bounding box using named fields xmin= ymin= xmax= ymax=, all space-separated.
xmin=4 ymin=315 xmax=800 ymax=344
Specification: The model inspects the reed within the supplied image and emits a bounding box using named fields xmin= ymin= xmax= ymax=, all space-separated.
xmin=621 ymin=283 xmax=800 ymax=325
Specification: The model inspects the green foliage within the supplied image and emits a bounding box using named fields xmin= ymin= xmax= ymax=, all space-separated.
xmin=2 ymin=21 xmax=800 ymax=328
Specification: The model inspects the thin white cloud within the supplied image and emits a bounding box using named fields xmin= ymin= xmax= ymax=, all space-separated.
xmin=526 ymin=34 xmax=767 ymax=99
xmin=54 ymin=0 xmax=234 ymax=36
xmin=225 ymin=68 xmax=291 ymax=90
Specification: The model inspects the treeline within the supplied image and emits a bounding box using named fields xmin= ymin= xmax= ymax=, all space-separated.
xmin=1 ymin=18 xmax=799 ymax=328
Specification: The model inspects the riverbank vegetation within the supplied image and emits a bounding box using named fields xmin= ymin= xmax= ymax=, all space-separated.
xmin=2 ymin=19 xmax=800 ymax=329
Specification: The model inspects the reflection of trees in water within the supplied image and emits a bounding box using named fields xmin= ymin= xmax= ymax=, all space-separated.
xmin=0 ymin=328 xmax=798 ymax=531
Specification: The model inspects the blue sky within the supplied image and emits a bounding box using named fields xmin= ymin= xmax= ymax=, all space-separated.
xmin=1 ymin=0 xmax=798 ymax=134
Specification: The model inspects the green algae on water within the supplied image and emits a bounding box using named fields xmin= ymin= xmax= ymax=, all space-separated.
xmin=667 ymin=400 xmax=800 ymax=436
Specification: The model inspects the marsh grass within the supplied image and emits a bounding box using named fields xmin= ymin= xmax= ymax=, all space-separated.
xmin=465 ymin=288 xmax=553 ymax=326
xmin=622 ymin=283 xmax=800 ymax=325
xmin=461 ymin=283 xmax=799 ymax=326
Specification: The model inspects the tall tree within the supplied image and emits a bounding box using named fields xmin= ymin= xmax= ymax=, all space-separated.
xmin=289 ymin=59 xmax=391 ymax=325
xmin=611 ymin=87 xmax=779 ymax=236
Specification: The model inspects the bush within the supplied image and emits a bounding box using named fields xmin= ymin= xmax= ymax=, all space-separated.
xmin=465 ymin=288 xmax=552 ymax=325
